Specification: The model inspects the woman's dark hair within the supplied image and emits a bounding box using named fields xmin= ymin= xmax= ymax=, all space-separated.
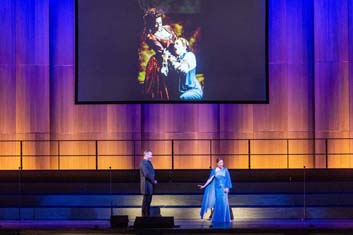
xmin=216 ymin=158 xmax=223 ymax=163
xmin=143 ymin=8 xmax=164 ymax=34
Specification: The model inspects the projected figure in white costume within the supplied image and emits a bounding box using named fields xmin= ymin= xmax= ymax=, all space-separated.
xmin=165 ymin=37 xmax=203 ymax=100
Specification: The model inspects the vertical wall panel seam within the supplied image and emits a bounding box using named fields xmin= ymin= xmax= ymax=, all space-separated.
xmin=348 ymin=0 xmax=352 ymax=165
xmin=312 ymin=0 xmax=316 ymax=167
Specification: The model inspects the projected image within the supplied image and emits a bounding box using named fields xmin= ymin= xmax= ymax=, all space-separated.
xmin=76 ymin=0 xmax=268 ymax=103
xmin=139 ymin=6 xmax=203 ymax=101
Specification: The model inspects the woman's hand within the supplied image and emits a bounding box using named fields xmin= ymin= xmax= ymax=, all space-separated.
xmin=224 ymin=188 xmax=229 ymax=193
xmin=162 ymin=50 xmax=170 ymax=63
xmin=198 ymin=184 xmax=205 ymax=189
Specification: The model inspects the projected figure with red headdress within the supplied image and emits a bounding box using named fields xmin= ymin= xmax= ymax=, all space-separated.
xmin=142 ymin=8 xmax=177 ymax=100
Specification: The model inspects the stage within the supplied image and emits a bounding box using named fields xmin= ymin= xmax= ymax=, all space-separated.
xmin=1 ymin=219 xmax=353 ymax=234
xmin=0 ymin=169 xmax=353 ymax=234
xmin=1 ymin=0 xmax=353 ymax=233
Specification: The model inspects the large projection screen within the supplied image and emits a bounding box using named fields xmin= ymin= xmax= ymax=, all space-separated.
xmin=76 ymin=0 xmax=268 ymax=103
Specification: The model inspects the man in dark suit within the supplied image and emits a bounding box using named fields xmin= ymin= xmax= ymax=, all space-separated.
xmin=140 ymin=150 xmax=157 ymax=216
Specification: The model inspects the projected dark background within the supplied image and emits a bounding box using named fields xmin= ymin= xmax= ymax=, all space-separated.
xmin=76 ymin=0 xmax=267 ymax=103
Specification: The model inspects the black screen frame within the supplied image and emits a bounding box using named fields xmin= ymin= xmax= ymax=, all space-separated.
xmin=74 ymin=0 xmax=269 ymax=104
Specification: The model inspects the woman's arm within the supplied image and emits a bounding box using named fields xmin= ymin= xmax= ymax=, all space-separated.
xmin=198 ymin=175 xmax=215 ymax=189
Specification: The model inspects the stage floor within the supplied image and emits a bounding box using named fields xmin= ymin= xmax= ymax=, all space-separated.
xmin=1 ymin=219 xmax=353 ymax=234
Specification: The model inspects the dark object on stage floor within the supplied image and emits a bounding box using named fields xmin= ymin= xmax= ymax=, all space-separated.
xmin=110 ymin=215 xmax=129 ymax=228
xmin=133 ymin=216 xmax=175 ymax=228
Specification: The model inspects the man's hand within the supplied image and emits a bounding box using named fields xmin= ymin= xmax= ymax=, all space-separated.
xmin=224 ymin=188 xmax=229 ymax=193
xmin=154 ymin=180 xmax=158 ymax=185
xmin=177 ymin=62 xmax=189 ymax=73
xmin=168 ymin=54 xmax=177 ymax=62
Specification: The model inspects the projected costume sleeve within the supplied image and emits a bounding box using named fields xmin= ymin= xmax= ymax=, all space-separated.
xmin=200 ymin=168 xmax=216 ymax=219
xmin=170 ymin=52 xmax=196 ymax=73
xmin=145 ymin=33 xmax=165 ymax=55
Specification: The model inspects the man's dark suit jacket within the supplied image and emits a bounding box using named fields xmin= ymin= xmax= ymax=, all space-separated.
xmin=139 ymin=159 xmax=155 ymax=195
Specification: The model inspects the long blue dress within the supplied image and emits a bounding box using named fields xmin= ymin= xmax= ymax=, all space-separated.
xmin=200 ymin=167 xmax=232 ymax=223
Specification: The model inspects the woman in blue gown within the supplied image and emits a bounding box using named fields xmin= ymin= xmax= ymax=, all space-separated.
xmin=199 ymin=158 xmax=232 ymax=223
